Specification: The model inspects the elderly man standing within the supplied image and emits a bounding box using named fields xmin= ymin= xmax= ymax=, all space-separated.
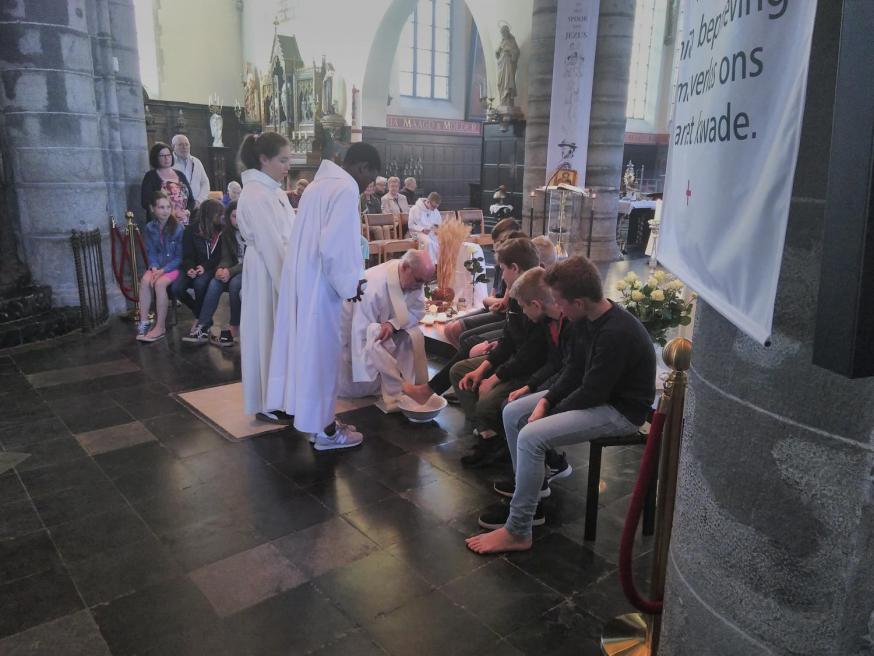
xmin=172 ymin=134 xmax=210 ymax=207
xmin=338 ymin=250 xmax=434 ymax=411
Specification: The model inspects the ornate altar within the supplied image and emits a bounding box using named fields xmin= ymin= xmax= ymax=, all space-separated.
xmin=260 ymin=32 xmax=349 ymax=164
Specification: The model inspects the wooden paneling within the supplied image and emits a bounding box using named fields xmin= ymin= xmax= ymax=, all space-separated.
xmin=362 ymin=126 xmax=481 ymax=210
xmin=480 ymin=121 xmax=525 ymax=219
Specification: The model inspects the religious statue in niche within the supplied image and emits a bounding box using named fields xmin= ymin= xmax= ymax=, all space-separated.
xmin=351 ymin=85 xmax=359 ymax=127
xmin=323 ymin=63 xmax=335 ymax=116
xmin=495 ymin=23 xmax=520 ymax=109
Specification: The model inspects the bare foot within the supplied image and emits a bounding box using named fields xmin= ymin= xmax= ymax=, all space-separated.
xmin=402 ymin=382 xmax=433 ymax=405
xmin=465 ymin=527 xmax=532 ymax=555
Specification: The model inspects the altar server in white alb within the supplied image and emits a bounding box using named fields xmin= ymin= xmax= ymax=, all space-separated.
xmin=407 ymin=191 xmax=442 ymax=262
xmin=337 ymin=250 xmax=434 ymax=411
xmin=236 ymin=132 xmax=295 ymax=422
xmin=266 ymin=143 xmax=381 ymax=450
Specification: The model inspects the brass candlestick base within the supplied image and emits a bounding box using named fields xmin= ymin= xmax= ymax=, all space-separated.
xmin=601 ymin=613 xmax=649 ymax=656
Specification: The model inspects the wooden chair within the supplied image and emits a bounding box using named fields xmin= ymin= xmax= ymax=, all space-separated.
xmin=364 ymin=213 xmax=400 ymax=262
xmin=583 ymin=431 xmax=657 ymax=541
xmin=207 ymin=191 xmax=223 ymax=202
xmin=399 ymin=212 xmax=409 ymax=237
xmin=440 ymin=210 xmax=457 ymax=223
xmin=457 ymin=208 xmax=492 ymax=246
xmin=380 ymin=239 xmax=418 ymax=263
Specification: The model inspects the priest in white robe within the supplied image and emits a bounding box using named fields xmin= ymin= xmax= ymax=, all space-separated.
xmin=407 ymin=192 xmax=442 ymax=262
xmin=266 ymin=143 xmax=381 ymax=450
xmin=338 ymin=250 xmax=434 ymax=411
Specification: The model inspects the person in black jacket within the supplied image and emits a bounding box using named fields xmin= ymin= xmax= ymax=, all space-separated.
xmin=172 ymin=199 xmax=225 ymax=342
xmin=140 ymin=141 xmax=196 ymax=223
xmin=466 ymin=256 xmax=656 ymax=555
xmin=448 ymin=238 xmax=546 ymax=467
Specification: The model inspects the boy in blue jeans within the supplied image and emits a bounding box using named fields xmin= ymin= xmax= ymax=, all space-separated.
xmin=466 ymin=256 xmax=656 ymax=554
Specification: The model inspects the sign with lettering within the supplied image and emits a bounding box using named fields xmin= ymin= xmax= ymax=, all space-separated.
xmin=658 ymin=0 xmax=817 ymax=344
xmin=545 ymin=0 xmax=599 ymax=186
xmin=385 ymin=115 xmax=482 ymax=135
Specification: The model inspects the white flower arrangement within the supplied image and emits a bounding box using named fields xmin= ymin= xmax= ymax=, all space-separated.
xmin=616 ymin=270 xmax=695 ymax=345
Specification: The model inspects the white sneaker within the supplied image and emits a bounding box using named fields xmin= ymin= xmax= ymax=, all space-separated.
xmin=310 ymin=419 xmax=357 ymax=444
xmin=313 ymin=425 xmax=364 ymax=451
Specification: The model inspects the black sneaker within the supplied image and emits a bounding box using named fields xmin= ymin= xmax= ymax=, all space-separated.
xmin=477 ymin=501 xmax=545 ymax=530
xmin=210 ymin=329 xmax=235 ymax=348
xmin=182 ymin=325 xmax=210 ymax=344
xmin=545 ymin=450 xmax=573 ymax=483
xmin=493 ymin=476 xmax=550 ymax=500
xmin=460 ymin=437 xmax=508 ymax=468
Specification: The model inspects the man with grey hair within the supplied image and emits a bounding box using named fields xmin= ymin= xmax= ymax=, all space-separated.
xmin=401 ymin=176 xmax=417 ymax=206
xmin=337 ymin=249 xmax=435 ymax=411
xmin=374 ymin=176 xmax=387 ymax=199
xmin=172 ymin=134 xmax=211 ymax=206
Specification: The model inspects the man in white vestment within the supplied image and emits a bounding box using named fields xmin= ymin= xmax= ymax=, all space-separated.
xmin=266 ymin=143 xmax=381 ymax=450
xmin=407 ymin=191 xmax=442 ymax=262
xmin=338 ymin=250 xmax=435 ymax=411
xmin=172 ymin=134 xmax=210 ymax=206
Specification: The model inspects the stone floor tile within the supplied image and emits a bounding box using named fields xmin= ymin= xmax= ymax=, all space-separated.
xmin=75 ymin=421 xmax=157 ymax=456
xmin=91 ymin=577 xmax=217 ymax=656
xmin=400 ymin=474 xmax=495 ymax=522
xmin=189 ymin=542 xmax=306 ymax=617
xmin=25 ymin=359 xmax=140 ymax=389
xmin=359 ymin=452 xmax=455 ymax=493
xmin=504 ymin=599 xmax=606 ymax=656
xmin=387 ymin=524 xmax=488 ymax=587
xmin=313 ymin=551 xmax=432 ymax=625
xmin=272 ymin=516 xmax=379 ymax=579
xmin=0 ymin=567 xmax=83 ymax=639
xmin=18 ymin=459 xmax=109 ymax=501
xmin=48 ymin=507 xmax=154 ymax=563
xmin=0 ymin=610 xmax=111 ymax=656
xmin=0 ymin=531 xmax=62 ymax=585
xmin=366 ymin=589 xmax=499 ymax=656
xmin=158 ymin=513 xmax=266 ymax=572
xmin=11 ymin=438 xmax=87 ymax=473
xmin=0 ymin=499 xmax=43 ymax=540
xmin=228 ymin=491 xmax=334 ymax=541
xmin=304 ymin=469 xmax=395 ymax=514
xmin=442 ymin=559 xmax=565 ymax=636
xmin=343 ymin=495 xmax=443 ymax=548
xmin=31 ymin=480 xmax=128 ymax=527
xmin=56 ymin=404 xmax=134 ymax=435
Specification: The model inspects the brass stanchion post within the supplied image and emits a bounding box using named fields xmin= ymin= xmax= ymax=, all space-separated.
xmin=601 ymin=338 xmax=692 ymax=656
xmin=126 ymin=211 xmax=141 ymax=320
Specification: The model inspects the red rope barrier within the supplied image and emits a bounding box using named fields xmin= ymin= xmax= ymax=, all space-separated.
xmin=618 ymin=410 xmax=667 ymax=615
xmin=109 ymin=224 xmax=144 ymax=302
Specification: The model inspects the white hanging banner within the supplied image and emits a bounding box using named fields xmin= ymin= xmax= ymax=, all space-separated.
xmin=545 ymin=0 xmax=599 ymax=187
xmin=659 ymin=0 xmax=817 ymax=344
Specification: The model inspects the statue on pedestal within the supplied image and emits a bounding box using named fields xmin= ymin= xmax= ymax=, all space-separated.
xmin=496 ymin=24 xmax=520 ymax=110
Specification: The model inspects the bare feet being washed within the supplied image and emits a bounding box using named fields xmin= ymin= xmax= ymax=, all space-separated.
xmin=465 ymin=528 xmax=532 ymax=555
xmin=402 ymin=382 xmax=434 ymax=406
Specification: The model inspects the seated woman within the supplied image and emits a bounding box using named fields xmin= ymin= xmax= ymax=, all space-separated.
xmin=407 ymin=191 xmax=442 ymax=261
xmin=381 ymin=176 xmax=409 ymax=216
xmin=196 ymin=201 xmax=243 ymax=347
xmin=137 ymin=191 xmax=184 ymax=343
xmin=173 ymin=199 xmax=225 ymax=343
xmin=140 ymin=141 xmax=195 ymax=224
xmin=359 ymin=181 xmax=383 ymax=216
xmin=286 ymin=178 xmax=308 ymax=209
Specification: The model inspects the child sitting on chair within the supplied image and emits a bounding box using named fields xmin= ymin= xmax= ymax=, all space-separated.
xmin=137 ymin=191 xmax=184 ymax=343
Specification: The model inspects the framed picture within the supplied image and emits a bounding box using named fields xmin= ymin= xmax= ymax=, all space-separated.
xmin=555 ymin=169 xmax=578 ymax=186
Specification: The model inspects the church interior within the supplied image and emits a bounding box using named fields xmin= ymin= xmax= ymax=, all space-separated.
xmin=1 ymin=1 xmax=872 ymax=655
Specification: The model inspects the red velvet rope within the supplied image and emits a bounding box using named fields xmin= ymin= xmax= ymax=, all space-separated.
xmin=618 ymin=410 xmax=667 ymax=615
xmin=110 ymin=224 xmax=147 ymax=302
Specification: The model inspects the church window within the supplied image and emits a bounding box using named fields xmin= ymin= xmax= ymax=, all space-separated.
xmin=400 ymin=0 xmax=452 ymax=100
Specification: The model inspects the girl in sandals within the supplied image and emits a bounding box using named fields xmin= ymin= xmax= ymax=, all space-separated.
xmin=137 ymin=190 xmax=183 ymax=342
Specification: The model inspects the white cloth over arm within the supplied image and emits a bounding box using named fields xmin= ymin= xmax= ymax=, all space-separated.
xmin=236 ymin=168 xmax=295 ymax=415
xmin=174 ymin=156 xmax=211 ymax=204
xmin=266 ymin=159 xmax=364 ymax=433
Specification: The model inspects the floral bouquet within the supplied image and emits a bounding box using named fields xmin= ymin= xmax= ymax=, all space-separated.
xmin=616 ymin=270 xmax=695 ymax=346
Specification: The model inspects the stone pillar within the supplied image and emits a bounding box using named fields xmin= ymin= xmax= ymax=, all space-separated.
xmin=659 ymin=2 xmax=874 ymax=654
xmin=0 ymin=0 xmax=146 ymax=312
xmin=521 ymin=0 xmax=557 ymax=228
xmin=581 ymin=0 xmax=634 ymax=261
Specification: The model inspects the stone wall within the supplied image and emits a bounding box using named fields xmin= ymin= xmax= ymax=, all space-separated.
xmin=0 ymin=0 xmax=148 ymax=312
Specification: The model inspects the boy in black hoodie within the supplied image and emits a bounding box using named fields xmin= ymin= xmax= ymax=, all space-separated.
xmin=449 ymin=238 xmax=547 ymax=467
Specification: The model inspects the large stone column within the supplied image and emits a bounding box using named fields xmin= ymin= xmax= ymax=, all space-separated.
xmin=581 ymin=0 xmax=634 ymax=261
xmin=520 ymin=0 xmax=557 ymax=227
xmin=0 ymin=0 xmax=147 ymax=312
xmin=659 ymin=2 xmax=874 ymax=654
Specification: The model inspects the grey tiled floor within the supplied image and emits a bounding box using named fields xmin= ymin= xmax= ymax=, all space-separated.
xmin=0 ymin=256 xmax=657 ymax=655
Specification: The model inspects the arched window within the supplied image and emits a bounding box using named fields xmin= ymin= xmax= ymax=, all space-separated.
xmin=399 ymin=0 xmax=452 ymax=100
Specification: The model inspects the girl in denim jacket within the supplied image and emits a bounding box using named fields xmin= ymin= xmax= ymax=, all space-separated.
xmin=137 ymin=190 xmax=184 ymax=342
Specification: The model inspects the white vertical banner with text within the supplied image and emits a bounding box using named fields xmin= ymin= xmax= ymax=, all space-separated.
xmin=659 ymin=0 xmax=817 ymax=344
xmin=545 ymin=0 xmax=599 ymax=186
